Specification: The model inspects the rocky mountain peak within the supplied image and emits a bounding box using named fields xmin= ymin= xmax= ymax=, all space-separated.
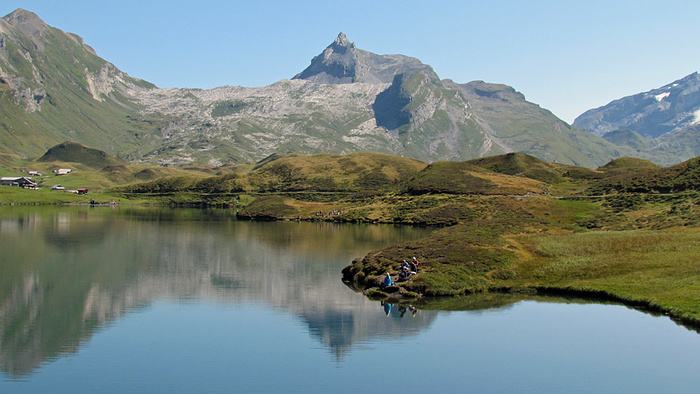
xmin=333 ymin=32 xmax=355 ymax=49
xmin=3 ymin=8 xmax=48 ymax=39
xmin=293 ymin=32 xmax=436 ymax=85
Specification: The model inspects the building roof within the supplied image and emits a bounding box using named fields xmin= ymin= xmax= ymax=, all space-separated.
xmin=1 ymin=176 xmax=37 ymax=185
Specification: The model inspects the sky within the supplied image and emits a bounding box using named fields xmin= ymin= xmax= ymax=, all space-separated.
xmin=2 ymin=0 xmax=699 ymax=123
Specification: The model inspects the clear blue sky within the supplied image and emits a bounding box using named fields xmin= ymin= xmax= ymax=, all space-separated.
xmin=2 ymin=1 xmax=699 ymax=123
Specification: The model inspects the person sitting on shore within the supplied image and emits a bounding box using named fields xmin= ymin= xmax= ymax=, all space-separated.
xmin=382 ymin=272 xmax=393 ymax=287
xmin=399 ymin=266 xmax=408 ymax=280
xmin=399 ymin=265 xmax=415 ymax=280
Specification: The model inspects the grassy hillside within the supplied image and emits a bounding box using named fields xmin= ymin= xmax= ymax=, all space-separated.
xmin=115 ymin=152 xmax=428 ymax=196
xmin=467 ymin=152 xmax=564 ymax=183
xmin=588 ymin=156 xmax=700 ymax=194
xmin=602 ymin=129 xmax=651 ymax=151
xmin=0 ymin=10 xmax=161 ymax=159
xmin=403 ymin=160 xmax=546 ymax=196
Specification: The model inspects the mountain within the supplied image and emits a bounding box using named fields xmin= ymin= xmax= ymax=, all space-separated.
xmin=573 ymin=72 xmax=700 ymax=165
xmin=133 ymin=33 xmax=627 ymax=167
xmin=292 ymin=32 xmax=436 ymax=84
xmin=574 ymin=72 xmax=700 ymax=139
xmin=0 ymin=9 xmax=158 ymax=158
xmin=1 ymin=11 xmax=630 ymax=167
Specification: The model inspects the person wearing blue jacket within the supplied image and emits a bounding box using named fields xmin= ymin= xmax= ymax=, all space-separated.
xmin=382 ymin=272 xmax=393 ymax=287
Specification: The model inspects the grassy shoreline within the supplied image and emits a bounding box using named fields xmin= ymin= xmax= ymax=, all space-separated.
xmin=507 ymin=229 xmax=700 ymax=328
xmin=343 ymin=225 xmax=700 ymax=330
xmin=337 ymin=193 xmax=700 ymax=330
xmin=6 ymin=187 xmax=699 ymax=329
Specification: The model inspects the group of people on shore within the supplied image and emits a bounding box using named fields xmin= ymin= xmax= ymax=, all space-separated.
xmin=314 ymin=209 xmax=343 ymax=218
xmin=382 ymin=256 xmax=420 ymax=287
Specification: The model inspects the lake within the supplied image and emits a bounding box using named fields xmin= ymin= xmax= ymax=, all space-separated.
xmin=1 ymin=206 xmax=699 ymax=393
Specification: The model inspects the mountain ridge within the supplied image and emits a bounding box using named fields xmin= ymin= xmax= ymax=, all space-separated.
xmin=0 ymin=9 xmax=677 ymax=168
xmin=573 ymin=72 xmax=700 ymax=165
xmin=574 ymin=72 xmax=700 ymax=139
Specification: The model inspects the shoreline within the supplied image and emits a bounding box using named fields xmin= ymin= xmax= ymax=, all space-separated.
xmin=3 ymin=190 xmax=699 ymax=332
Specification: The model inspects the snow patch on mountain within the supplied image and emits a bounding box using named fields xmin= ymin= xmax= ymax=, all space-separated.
xmin=692 ymin=108 xmax=700 ymax=125
xmin=654 ymin=91 xmax=670 ymax=101
xmin=574 ymin=72 xmax=700 ymax=139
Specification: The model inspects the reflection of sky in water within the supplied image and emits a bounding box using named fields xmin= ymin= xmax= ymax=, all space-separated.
xmin=10 ymin=300 xmax=699 ymax=393
xmin=1 ymin=207 xmax=700 ymax=392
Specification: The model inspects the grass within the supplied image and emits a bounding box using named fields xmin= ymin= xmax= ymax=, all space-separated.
xmin=501 ymin=229 xmax=700 ymax=325
xmin=0 ymin=187 xmax=91 ymax=205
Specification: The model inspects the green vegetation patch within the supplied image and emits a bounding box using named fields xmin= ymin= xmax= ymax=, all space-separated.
xmin=211 ymin=100 xmax=251 ymax=117
xmin=404 ymin=161 xmax=494 ymax=194
xmin=506 ymin=229 xmax=700 ymax=324
xmin=236 ymin=195 xmax=301 ymax=219
xmin=38 ymin=141 xmax=124 ymax=169
xmin=115 ymin=176 xmax=201 ymax=194
xmin=468 ymin=152 xmax=563 ymax=183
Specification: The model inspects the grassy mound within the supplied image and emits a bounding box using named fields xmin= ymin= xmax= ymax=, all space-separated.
xmin=598 ymin=157 xmax=661 ymax=172
xmin=38 ymin=141 xmax=124 ymax=169
xmin=236 ymin=196 xmax=301 ymax=220
xmin=590 ymin=156 xmax=700 ymax=194
xmin=403 ymin=160 xmax=545 ymax=195
xmin=468 ymin=152 xmax=563 ymax=183
xmin=247 ymin=152 xmax=427 ymax=193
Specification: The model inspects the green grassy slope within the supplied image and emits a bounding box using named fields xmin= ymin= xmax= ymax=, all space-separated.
xmin=0 ymin=10 xmax=160 ymax=159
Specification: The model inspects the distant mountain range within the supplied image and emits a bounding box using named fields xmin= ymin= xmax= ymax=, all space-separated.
xmin=0 ymin=8 xmax=697 ymax=167
xmin=574 ymin=72 xmax=700 ymax=165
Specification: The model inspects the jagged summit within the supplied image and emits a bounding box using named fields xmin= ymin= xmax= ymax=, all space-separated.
xmin=332 ymin=32 xmax=355 ymax=49
xmin=293 ymin=32 xmax=435 ymax=84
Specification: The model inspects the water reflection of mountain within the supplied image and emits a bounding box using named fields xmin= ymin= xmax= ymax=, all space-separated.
xmin=0 ymin=207 xmax=439 ymax=377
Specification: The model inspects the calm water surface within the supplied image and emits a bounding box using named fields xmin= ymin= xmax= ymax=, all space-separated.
xmin=1 ymin=206 xmax=699 ymax=393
